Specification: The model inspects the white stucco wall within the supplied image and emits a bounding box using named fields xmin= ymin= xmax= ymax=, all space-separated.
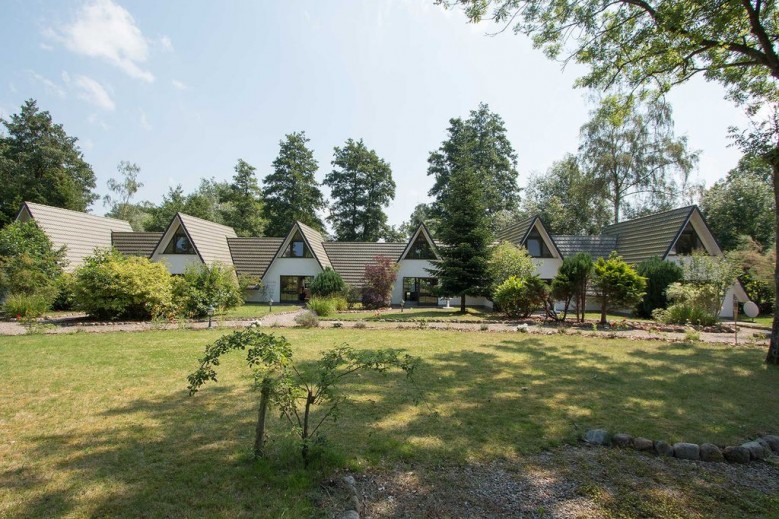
xmin=392 ymin=259 xmax=437 ymax=304
xmin=261 ymin=258 xmax=323 ymax=303
xmin=156 ymin=254 xmax=202 ymax=274
xmin=535 ymin=258 xmax=562 ymax=280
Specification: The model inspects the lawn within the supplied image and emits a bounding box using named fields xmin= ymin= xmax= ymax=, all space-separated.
xmin=1 ymin=328 xmax=778 ymax=517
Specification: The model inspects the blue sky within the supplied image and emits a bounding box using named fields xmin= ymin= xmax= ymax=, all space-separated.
xmin=1 ymin=0 xmax=751 ymax=227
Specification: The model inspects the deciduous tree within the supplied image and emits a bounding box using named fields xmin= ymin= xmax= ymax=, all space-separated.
xmin=104 ymin=161 xmax=146 ymax=230
xmin=223 ymin=159 xmax=265 ymax=237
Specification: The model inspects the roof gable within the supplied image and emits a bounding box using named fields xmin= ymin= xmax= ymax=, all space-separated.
xmin=601 ymin=206 xmax=695 ymax=264
xmin=227 ymin=237 xmax=285 ymax=278
xmin=18 ymin=201 xmax=133 ymax=271
xmin=496 ymin=215 xmax=562 ymax=259
xmin=263 ymin=221 xmax=332 ymax=278
xmin=398 ymin=224 xmax=441 ymax=261
xmin=151 ymin=213 xmax=237 ymax=266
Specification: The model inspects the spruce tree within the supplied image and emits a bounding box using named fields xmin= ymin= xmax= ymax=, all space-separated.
xmin=263 ymin=132 xmax=326 ymax=236
xmin=224 ymin=159 xmax=265 ymax=236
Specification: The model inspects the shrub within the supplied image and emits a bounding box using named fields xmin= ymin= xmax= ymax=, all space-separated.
xmin=307 ymin=296 xmax=336 ymax=317
xmin=343 ymin=284 xmax=362 ymax=309
xmin=3 ymin=292 xmax=50 ymax=318
xmin=294 ymin=310 xmax=319 ymax=328
xmin=52 ymin=272 xmax=76 ymax=311
xmin=493 ymin=275 xmax=549 ymax=318
xmin=635 ymin=257 xmax=683 ymax=318
xmin=173 ymin=263 xmax=243 ymax=318
xmin=354 ymin=320 xmax=367 ymax=329
xmin=654 ymin=282 xmax=720 ymax=325
xmin=73 ymin=249 xmax=174 ymax=320
xmin=309 ymin=268 xmax=346 ymax=298
xmin=550 ymin=252 xmax=592 ymax=322
xmin=362 ymin=256 xmax=398 ymax=309
xmin=0 ymin=220 xmax=66 ymax=300
xmin=332 ymin=295 xmax=348 ymax=311
xmin=653 ymin=304 xmax=717 ymax=327
xmin=592 ymin=252 xmax=646 ymax=324
xmin=488 ymin=241 xmax=537 ymax=294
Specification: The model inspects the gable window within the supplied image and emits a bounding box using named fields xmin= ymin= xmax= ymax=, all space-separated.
xmin=406 ymin=233 xmax=436 ymax=260
xmin=163 ymin=228 xmax=195 ymax=255
xmin=673 ymin=224 xmax=704 ymax=255
xmin=282 ymin=230 xmax=313 ymax=258
xmin=525 ymin=229 xmax=553 ymax=258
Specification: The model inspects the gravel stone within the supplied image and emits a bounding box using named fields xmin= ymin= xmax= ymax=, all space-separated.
xmin=613 ymin=433 xmax=632 ymax=447
xmin=763 ymin=435 xmax=779 ymax=453
xmin=673 ymin=442 xmax=700 ymax=460
xmin=583 ymin=429 xmax=610 ymax=445
xmin=655 ymin=441 xmax=673 ymax=457
xmin=633 ymin=437 xmax=654 ymax=451
xmin=699 ymin=443 xmax=724 ymax=462
xmin=724 ymin=446 xmax=751 ymax=464
xmin=336 ymin=511 xmax=360 ymax=519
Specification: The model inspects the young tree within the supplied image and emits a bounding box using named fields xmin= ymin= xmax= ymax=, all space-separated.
xmin=579 ymin=94 xmax=698 ymax=223
xmin=223 ymin=159 xmax=265 ymax=237
xmin=172 ymin=263 xmax=243 ymax=318
xmin=701 ymin=160 xmax=775 ymax=251
xmin=325 ymin=139 xmax=395 ymax=241
xmin=487 ymin=241 xmax=537 ymax=295
xmin=522 ymin=154 xmax=610 ymax=235
xmin=429 ymin=162 xmax=493 ymax=313
xmin=263 ymin=132 xmax=326 ymax=236
xmin=428 ymin=103 xmax=520 ymax=224
xmin=362 ymin=256 xmax=398 ymax=309
xmin=103 ymin=161 xmax=146 ymax=230
xmin=445 ymin=0 xmax=779 ymax=362
xmin=550 ymin=252 xmax=593 ymax=322
xmin=0 ymin=99 xmax=97 ymax=226
xmin=592 ymin=252 xmax=647 ymax=325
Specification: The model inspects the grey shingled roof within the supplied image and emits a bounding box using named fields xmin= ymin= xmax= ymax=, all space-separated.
xmin=18 ymin=202 xmax=133 ymax=271
xmin=496 ymin=216 xmax=535 ymax=244
xmin=112 ymin=232 xmax=163 ymax=257
xmin=227 ymin=237 xmax=285 ymax=277
xmin=323 ymin=242 xmax=408 ymax=287
xmin=178 ymin=213 xmax=237 ymax=265
xmin=601 ymin=206 xmax=695 ymax=264
xmin=552 ymin=235 xmax=618 ymax=260
xmin=296 ymin=221 xmax=332 ymax=270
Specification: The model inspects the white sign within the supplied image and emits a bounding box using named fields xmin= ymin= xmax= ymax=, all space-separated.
xmin=743 ymin=301 xmax=760 ymax=319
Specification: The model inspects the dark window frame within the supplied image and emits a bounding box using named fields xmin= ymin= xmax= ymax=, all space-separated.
xmin=525 ymin=229 xmax=553 ymax=258
xmin=402 ymin=277 xmax=438 ymax=305
xmin=406 ymin=233 xmax=436 ymax=260
xmin=279 ymin=275 xmax=314 ymax=302
xmin=282 ymin=230 xmax=313 ymax=258
xmin=163 ymin=228 xmax=196 ymax=255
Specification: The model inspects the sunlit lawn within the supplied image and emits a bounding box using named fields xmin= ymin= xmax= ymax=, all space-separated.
xmin=1 ymin=328 xmax=778 ymax=517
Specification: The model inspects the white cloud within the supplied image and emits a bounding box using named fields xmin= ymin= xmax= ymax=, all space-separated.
xmin=29 ymin=71 xmax=66 ymax=97
xmin=39 ymin=42 xmax=54 ymax=51
xmin=171 ymin=79 xmax=187 ymax=90
xmin=51 ymin=0 xmax=154 ymax=82
xmin=139 ymin=110 xmax=151 ymax=130
xmin=72 ymin=75 xmax=115 ymax=110
xmin=159 ymin=35 xmax=174 ymax=52
xmin=87 ymin=113 xmax=110 ymax=130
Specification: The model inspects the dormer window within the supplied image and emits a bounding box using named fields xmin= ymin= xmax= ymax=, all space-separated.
xmin=673 ymin=224 xmax=704 ymax=255
xmin=526 ymin=229 xmax=552 ymax=258
xmin=163 ymin=228 xmax=195 ymax=254
xmin=282 ymin=230 xmax=312 ymax=258
xmin=406 ymin=233 xmax=436 ymax=260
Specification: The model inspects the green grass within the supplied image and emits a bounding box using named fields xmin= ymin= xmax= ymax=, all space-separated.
xmin=220 ymin=302 xmax=279 ymax=320
xmin=1 ymin=329 xmax=777 ymax=517
xmin=749 ymin=315 xmax=773 ymax=329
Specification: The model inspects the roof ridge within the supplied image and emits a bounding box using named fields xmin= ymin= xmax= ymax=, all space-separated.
xmin=25 ymin=201 xmax=131 ymax=225
xmin=177 ymin=212 xmax=237 ymax=232
xmin=604 ymin=205 xmax=696 ymax=230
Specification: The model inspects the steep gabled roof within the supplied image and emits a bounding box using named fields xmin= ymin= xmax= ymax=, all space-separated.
xmin=112 ymin=232 xmax=163 ymax=257
xmin=496 ymin=215 xmax=563 ymax=258
xmin=601 ymin=206 xmax=695 ymax=264
xmin=17 ymin=201 xmax=133 ymax=271
xmin=227 ymin=237 xmax=285 ymax=278
xmin=398 ymin=223 xmax=441 ymax=261
xmin=261 ymin=221 xmax=332 ymax=278
xmin=323 ymin=242 xmax=407 ymax=287
xmin=177 ymin=213 xmax=237 ymax=265
xmin=552 ymin=235 xmax=618 ymax=260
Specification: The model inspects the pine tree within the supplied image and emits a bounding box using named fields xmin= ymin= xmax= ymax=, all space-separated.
xmin=263 ymin=132 xmax=326 ymax=236
xmin=224 ymin=159 xmax=265 ymax=237
xmin=324 ymin=139 xmax=395 ymax=241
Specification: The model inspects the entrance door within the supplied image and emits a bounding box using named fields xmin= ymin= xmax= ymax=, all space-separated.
xmin=280 ymin=276 xmax=314 ymax=302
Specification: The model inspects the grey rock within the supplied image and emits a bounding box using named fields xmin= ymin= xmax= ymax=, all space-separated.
xmin=583 ymin=429 xmax=610 ymax=446
xmin=766 ymin=455 xmax=779 ymax=467
xmin=742 ymin=440 xmax=771 ymax=460
xmin=337 ymin=511 xmax=360 ymax=519
xmin=342 ymin=475 xmax=357 ymax=488
xmin=723 ymin=446 xmax=751 ymax=464
xmin=613 ymin=433 xmax=632 ymax=447
xmin=655 ymin=440 xmax=673 ymax=457
xmin=762 ymin=435 xmax=779 ymax=453
xmin=699 ymin=443 xmax=724 ymax=462
xmin=633 ymin=437 xmax=654 ymax=451
xmin=673 ymin=442 xmax=700 ymax=460
xmin=348 ymin=495 xmax=360 ymax=511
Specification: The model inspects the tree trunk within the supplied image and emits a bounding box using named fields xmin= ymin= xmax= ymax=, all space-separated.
xmin=766 ymin=157 xmax=779 ymax=364
xmin=253 ymin=380 xmax=271 ymax=458
xmin=600 ymin=297 xmax=607 ymax=325
xmin=301 ymin=389 xmax=313 ymax=467
xmin=460 ymin=294 xmax=466 ymax=313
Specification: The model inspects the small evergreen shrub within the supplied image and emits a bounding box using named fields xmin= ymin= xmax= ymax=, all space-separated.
xmin=493 ymin=275 xmax=549 ymax=318
xmin=294 ymin=310 xmax=319 ymax=328
xmin=307 ymin=296 xmax=336 ymax=317
xmin=173 ymin=263 xmax=243 ymax=318
xmin=3 ymin=293 xmax=50 ymax=318
xmin=635 ymin=257 xmax=683 ymax=318
xmin=309 ymin=268 xmax=346 ymax=297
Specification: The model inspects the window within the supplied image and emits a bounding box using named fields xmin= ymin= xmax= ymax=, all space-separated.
xmin=282 ymin=231 xmax=312 ymax=258
xmin=280 ymin=276 xmax=314 ymax=302
xmin=163 ymin=228 xmax=195 ymax=254
xmin=525 ymin=229 xmax=552 ymax=258
xmin=673 ymin=224 xmax=704 ymax=255
xmin=403 ymin=277 xmax=438 ymax=305
xmin=405 ymin=233 xmax=436 ymax=260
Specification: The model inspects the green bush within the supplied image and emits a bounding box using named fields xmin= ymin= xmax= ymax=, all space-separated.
xmin=307 ymin=296 xmax=336 ymax=317
xmin=309 ymin=268 xmax=346 ymax=297
xmin=0 ymin=220 xmax=65 ymax=300
xmin=493 ymin=275 xmax=549 ymax=318
xmin=52 ymin=272 xmax=76 ymax=311
xmin=294 ymin=310 xmax=319 ymax=328
xmin=635 ymin=257 xmax=683 ymax=318
xmin=653 ymin=304 xmax=717 ymax=326
xmin=332 ymin=295 xmax=348 ymax=311
xmin=3 ymin=293 xmax=51 ymax=318
xmin=73 ymin=249 xmax=174 ymax=320
xmin=173 ymin=263 xmax=243 ymax=318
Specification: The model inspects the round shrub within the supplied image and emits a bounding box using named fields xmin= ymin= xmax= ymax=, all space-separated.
xmin=294 ymin=310 xmax=319 ymax=328
xmin=309 ymin=268 xmax=346 ymax=298
xmin=73 ymin=249 xmax=174 ymax=320
xmin=493 ymin=275 xmax=549 ymax=318
xmin=173 ymin=263 xmax=243 ymax=318
xmin=635 ymin=257 xmax=683 ymax=318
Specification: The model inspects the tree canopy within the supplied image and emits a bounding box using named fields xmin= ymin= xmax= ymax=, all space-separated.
xmin=223 ymin=159 xmax=265 ymax=237
xmin=324 ymin=138 xmax=396 ymax=241
xmin=263 ymin=131 xmax=326 ymax=236
xmin=0 ymin=99 xmax=97 ymax=226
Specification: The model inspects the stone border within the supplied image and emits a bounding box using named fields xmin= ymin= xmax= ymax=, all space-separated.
xmin=335 ymin=475 xmax=361 ymax=519
xmin=583 ymin=429 xmax=779 ymax=464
